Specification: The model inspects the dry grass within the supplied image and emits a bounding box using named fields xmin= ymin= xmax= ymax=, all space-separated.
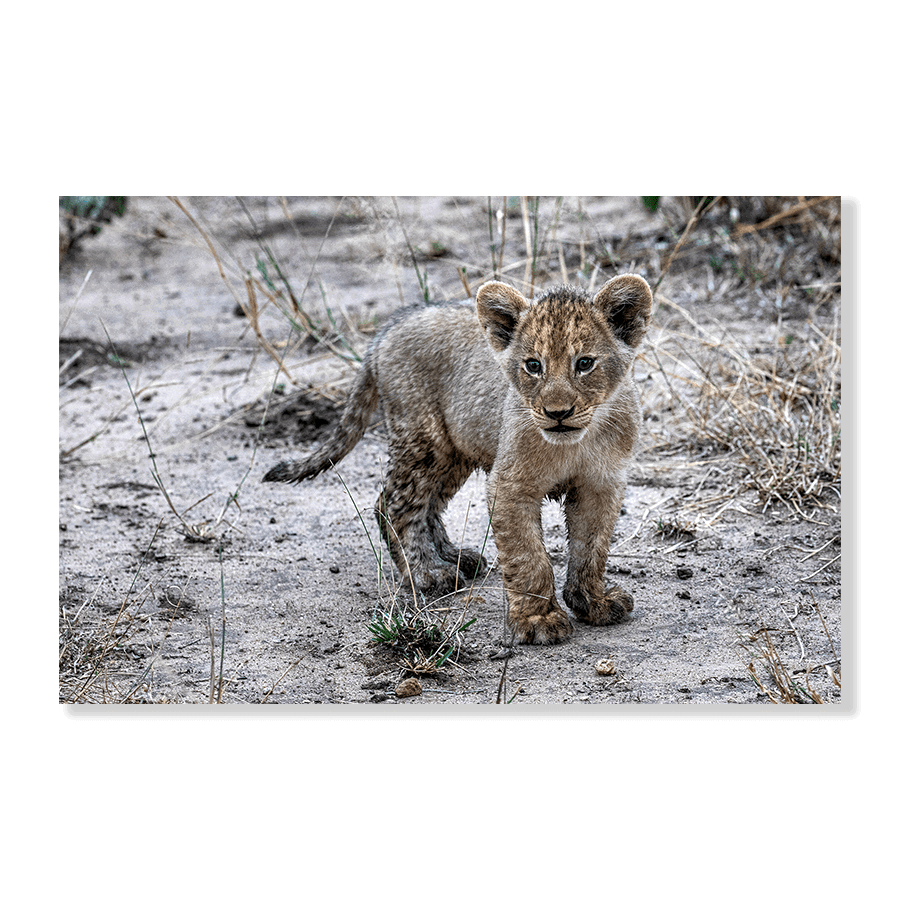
xmin=167 ymin=195 xmax=841 ymax=685
xmin=59 ymin=521 xmax=177 ymax=703
xmin=65 ymin=195 xmax=838 ymax=703
xmin=641 ymin=291 xmax=840 ymax=514
xmin=59 ymin=588 xmax=152 ymax=702
xmin=171 ymin=196 xmax=364 ymax=379
xmin=169 ymin=198 xmax=840 ymax=525
xmin=638 ymin=197 xmax=841 ymax=518
xmin=740 ymin=596 xmax=841 ymax=704
xmin=60 ymin=540 xmax=230 ymax=704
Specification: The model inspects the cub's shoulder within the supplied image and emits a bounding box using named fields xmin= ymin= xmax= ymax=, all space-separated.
xmin=375 ymin=300 xmax=482 ymax=357
xmin=385 ymin=299 xmax=477 ymax=330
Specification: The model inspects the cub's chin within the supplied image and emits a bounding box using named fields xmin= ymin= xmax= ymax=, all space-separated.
xmin=539 ymin=425 xmax=587 ymax=446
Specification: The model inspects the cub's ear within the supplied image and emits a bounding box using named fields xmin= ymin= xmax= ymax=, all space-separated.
xmin=476 ymin=281 xmax=530 ymax=352
xmin=593 ymin=274 xmax=653 ymax=348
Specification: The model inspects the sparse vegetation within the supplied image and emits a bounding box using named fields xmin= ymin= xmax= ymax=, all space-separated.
xmin=59 ymin=520 xmax=176 ymax=703
xmin=59 ymin=196 xmax=841 ymax=703
xmin=367 ymin=605 xmax=477 ymax=676
xmin=739 ymin=595 xmax=841 ymax=703
xmin=59 ymin=196 xmax=127 ymax=261
xmin=655 ymin=517 xmax=697 ymax=541
xmin=643 ymin=292 xmax=841 ymax=515
xmin=102 ymin=321 xmax=249 ymax=544
xmin=335 ymin=468 xmax=486 ymax=681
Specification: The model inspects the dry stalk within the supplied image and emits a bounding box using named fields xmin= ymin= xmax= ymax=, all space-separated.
xmin=734 ymin=196 xmax=839 ymax=237
xmin=521 ymin=196 xmax=533 ymax=296
xmin=655 ymin=197 xmax=722 ymax=292
xmin=171 ymin=196 xmax=360 ymax=379
xmin=745 ymin=628 xmax=815 ymax=704
xmin=740 ymin=592 xmax=840 ymax=705
xmin=261 ymin=660 xmax=300 ymax=703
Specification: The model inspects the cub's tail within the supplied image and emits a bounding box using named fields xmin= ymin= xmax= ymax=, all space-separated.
xmin=262 ymin=353 xmax=378 ymax=485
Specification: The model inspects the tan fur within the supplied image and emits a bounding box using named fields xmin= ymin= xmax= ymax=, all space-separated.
xmin=264 ymin=274 xmax=653 ymax=644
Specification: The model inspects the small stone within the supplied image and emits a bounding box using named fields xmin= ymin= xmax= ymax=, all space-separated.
xmin=676 ymin=565 xmax=693 ymax=580
xmin=329 ymin=564 xmax=340 ymax=574
xmin=594 ymin=658 xmax=616 ymax=676
xmin=395 ymin=677 xmax=422 ymax=698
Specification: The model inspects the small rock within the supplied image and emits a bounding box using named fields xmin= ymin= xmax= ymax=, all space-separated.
xmin=395 ymin=677 xmax=422 ymax=698
xmin=329 ymin=564 xmax=340 ymax=574
xmin=594 ymin=659 xmax=616 ymax=677
xmin=676 ymin=565 xmax=693 ymax=580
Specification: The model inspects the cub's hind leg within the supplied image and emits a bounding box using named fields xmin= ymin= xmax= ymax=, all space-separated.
xmin=426 ymin=460 xmax=488 ymax=584
xmin=376 ymin=446 xmax=477 ymax=597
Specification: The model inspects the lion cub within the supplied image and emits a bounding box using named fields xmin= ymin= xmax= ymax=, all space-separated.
xmin=264 ymin=274 xmax=652 ymax=644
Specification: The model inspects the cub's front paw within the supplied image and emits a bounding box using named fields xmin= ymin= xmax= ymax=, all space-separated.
xmin=563 ymin=583 xmax=634 ymax=626
xmin=509 ymin=608 xmax=574 ymax=645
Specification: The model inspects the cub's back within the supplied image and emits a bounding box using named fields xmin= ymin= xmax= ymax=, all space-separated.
xmin=373 ymin=301 xmax=507 ymax=468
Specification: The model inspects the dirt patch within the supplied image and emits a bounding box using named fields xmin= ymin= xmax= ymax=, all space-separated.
xmin=59 ymin=335 xmax=169 ymax=387
xmin=58 ymin=196 xmax=842 ymax=705
xmin=242 ymin=390 xmax=343 ymax=446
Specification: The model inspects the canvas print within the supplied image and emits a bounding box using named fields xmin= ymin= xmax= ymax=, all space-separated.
xmin=58 ymin=196 xmax=842 ymax=705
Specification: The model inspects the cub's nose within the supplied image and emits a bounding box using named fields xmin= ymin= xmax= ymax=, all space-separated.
xmin=543 ymin=405 xmax=576 ymax=421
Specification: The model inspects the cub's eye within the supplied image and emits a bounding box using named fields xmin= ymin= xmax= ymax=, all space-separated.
xmin=523 ymin=359 xmax=542 ymax=375
xmin=575 ymin=356 xmax=596 ymax=373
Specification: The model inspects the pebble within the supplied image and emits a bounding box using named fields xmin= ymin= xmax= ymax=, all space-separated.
xmin=395 ymin=677 xmax=422 ymax=698
xmin=594 ymin=659 xmax=616 ymax=676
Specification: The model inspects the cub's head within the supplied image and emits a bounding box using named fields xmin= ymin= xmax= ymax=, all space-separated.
xmin=476 ymin=275 xmax=652 ymax=445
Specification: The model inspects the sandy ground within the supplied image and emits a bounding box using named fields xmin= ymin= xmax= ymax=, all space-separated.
xmin=58 ymin=196 xmax=842 ymax=705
